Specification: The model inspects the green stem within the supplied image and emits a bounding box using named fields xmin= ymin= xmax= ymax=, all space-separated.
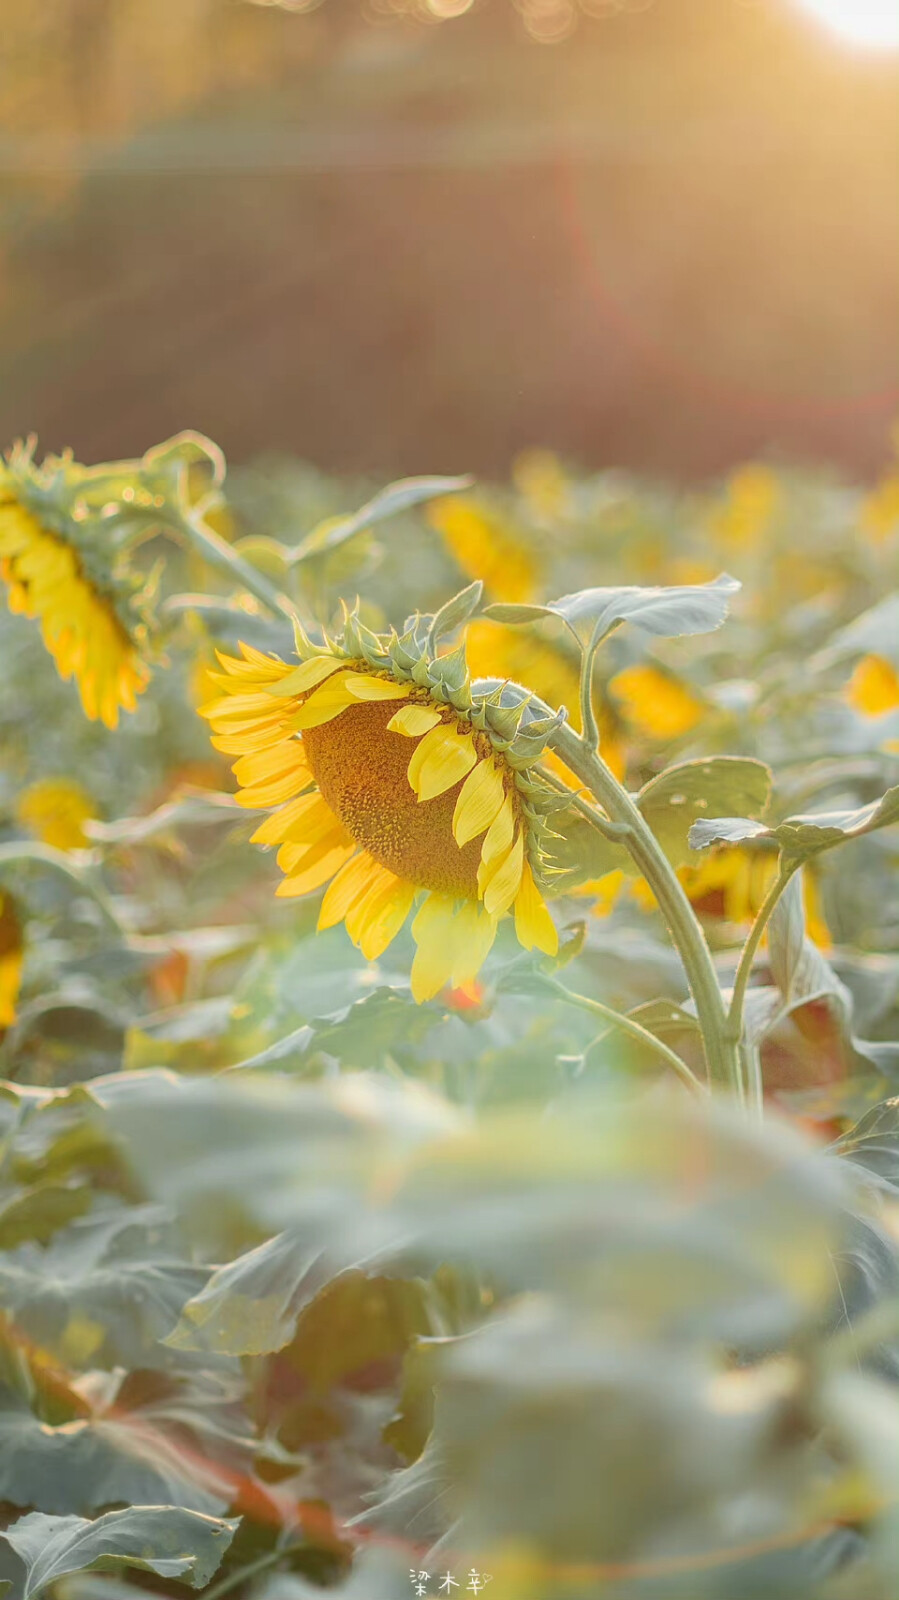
xmin=728 ymin=862 xmax=797 ymax=1033
xmin=578 ymin=622 xmax=605 ymax=750
xmin=550 ymin=724 xmax=741 ymax=1093
xmin=534 ymin=763 xmax=633 ymax=845
xmin=171 ymin=507 xmax=295 ymax=619
xmin=546 ymin=976 xmax=707 ymax=1095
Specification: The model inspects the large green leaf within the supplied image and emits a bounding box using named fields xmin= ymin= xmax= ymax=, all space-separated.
xmin=102 ymin=1071 xmax=856 ymax=1348
xmin=486 ymin=573 xmax=739 ymax=643
xmin=0 ymin=1205 xmax=207 ymax=1370
xmin=545 ymin=756 xmax=772 ymax=887
xmin=689 ymin=784 xmax=899 ymax=859
xmin=0 ymin=1507 xmax=236 ymax=1599
xmin=639 ymin=757 xmax=772 ymax=867
xmin=0 ymin=1368 xmax=251 ymax=1518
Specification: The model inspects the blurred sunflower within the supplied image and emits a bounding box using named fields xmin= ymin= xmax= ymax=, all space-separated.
xmin=200 ymin=610 xmax=561 ymax=1001
xmin=0 ymin=892 xmax=23 ymax=1029
xmin=16 ymin=777 xmax=97 ymax=851
xmin=0 ymin=454 xmax=153 ymax=728
xmin=846 ymin=654 xmax=899 ymax=717
xmin=428 ymin=495 xmax=539 ymax=603
xmin=608 ymin=663 xmax=705 ymax=742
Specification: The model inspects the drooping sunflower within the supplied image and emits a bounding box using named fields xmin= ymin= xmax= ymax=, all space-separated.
xmin=0 ymin=450 xmax=153 ymax=728
xmin=200 ymin=607 xmax=562 ymax=1001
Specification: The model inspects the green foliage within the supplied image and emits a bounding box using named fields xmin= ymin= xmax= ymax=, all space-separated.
xmin=1 ymin=438 xmax=898 ymax=1596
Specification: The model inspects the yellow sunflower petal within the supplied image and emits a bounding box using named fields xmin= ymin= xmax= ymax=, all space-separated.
xmin=407 ymin=723 xmax=477 ymax=803
xmin=410 ymin=893 xmax=459 ymax=1002
xmin=482 ymin=829 xmax=525 ymax=917
xmin=353 ymin=876 xmax=416 ymax=961
xmin=198 ymin=691 xmax=277 ymax=723
xmin=234 ymin=763 xmax=316 ymax=808
xmin=265 ymin=655 xmax=347 ymax=699
xmin=233 ymin=740 xmax=312 ymax=790
xmin=276 ymin=796 xmax=348 ymax=869
xmin=275 ymin=837 xmax=355 ymax=898
xmin=478 ymin=793 xmax=515 ymax=877
xmin=344 ymin=675 xmax=412 ymax=703
xmin=449 ymin=901 xmax=499 ymax=987
xmin=214 ymin=648 xmax=293 ymax=683
xmin=318 ymin=850 xmax=383 ymax=931
xmin=289 ymin=674 xmax=358 ymax=730
xmin=514 ymin=862 xmax=558 ymax=955
xmin=388 ymin=704 xmax=443 ymax=737
xmin=452 ymin=758 xmax=506 ymax=847
xmin=249 ymin=792 xmax=317 ymax=845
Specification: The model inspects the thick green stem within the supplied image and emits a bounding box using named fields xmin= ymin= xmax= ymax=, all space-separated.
xmin=546 ymin=977 xmax=707 ymax=1095
xmin=549 ymin=723 xmax=741 ymax=1093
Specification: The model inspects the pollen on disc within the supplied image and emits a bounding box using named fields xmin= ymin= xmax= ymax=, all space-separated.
xmin=302 ymin=699 xmax=486 ymax=897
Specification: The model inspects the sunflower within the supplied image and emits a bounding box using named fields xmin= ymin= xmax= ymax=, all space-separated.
xmin=0 ymin=459 xmax=152 ymax=728
xmin=0 ymin=892 xmax=23 ymax=1030
xmin=16 ymin=777 xmax=97 ymax=851
xmin=200 ymin=608 xmax=561 ymax=1001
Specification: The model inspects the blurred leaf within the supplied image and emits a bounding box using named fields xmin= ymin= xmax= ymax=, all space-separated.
xmin=0 ymin=1366 xmax=250 ymax=1517
xmin=0 ymin=1506 xmax=236 ymax=1598
xmin=0 ymin=1204 xmax=207 ymax=1370
xmin=290 ymin=476 xmax=473 ymax=565
xmin=0 ymin=1183 xmax=92 ymax=1249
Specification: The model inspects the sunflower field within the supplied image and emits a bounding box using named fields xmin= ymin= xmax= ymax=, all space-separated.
xmin=0 ymin=427 xmax=898 ymax=1600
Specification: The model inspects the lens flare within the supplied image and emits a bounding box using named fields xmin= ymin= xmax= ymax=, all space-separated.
xmin=794 ymin=0 xmax=899 ymax=48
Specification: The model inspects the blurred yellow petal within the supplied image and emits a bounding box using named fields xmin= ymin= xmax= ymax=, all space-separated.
xmin=846 ymin=654 xmax=899 ymax=716
xmin=610 ymin=665 xmax=704 ymax=740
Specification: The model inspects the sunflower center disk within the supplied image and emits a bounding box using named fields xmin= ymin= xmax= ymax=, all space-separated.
xmin=303 ymin=700 xmax=484 ymax=898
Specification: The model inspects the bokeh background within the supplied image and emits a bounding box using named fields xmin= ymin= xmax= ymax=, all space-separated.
xmin=1 ymin=0 xmax=897 ymax=480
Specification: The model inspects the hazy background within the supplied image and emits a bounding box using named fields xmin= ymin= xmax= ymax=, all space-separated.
xmin=1 ymin=0 xmax=897 ymax=480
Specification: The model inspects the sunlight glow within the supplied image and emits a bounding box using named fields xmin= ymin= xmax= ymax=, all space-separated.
xmin=793 ymin=0 xmax=899 ymax=48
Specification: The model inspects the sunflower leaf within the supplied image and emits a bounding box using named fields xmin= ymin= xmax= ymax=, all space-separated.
xmin=0 ymin=1507 xmax=237 ymax=1600
xmin=689 ymin=784 xmax=899 ymax=859
xmin=486 ymin=574 xmax=740 ymax=645
xmin=289 ymin=475 xmax=473 ymax=565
